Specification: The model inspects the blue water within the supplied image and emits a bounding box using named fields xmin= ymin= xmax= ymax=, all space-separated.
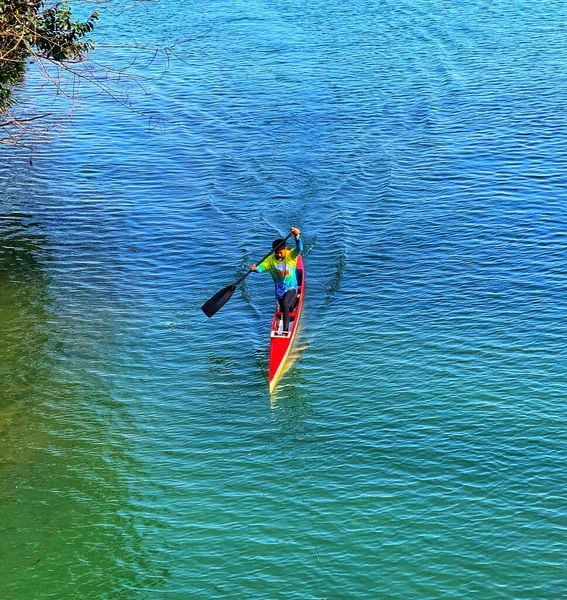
xmin=1 ymin=1 xmax=567 ymax=598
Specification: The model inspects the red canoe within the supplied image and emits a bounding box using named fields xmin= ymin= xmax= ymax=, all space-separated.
xmin=268 ymin=255 xmax=305 ymax=393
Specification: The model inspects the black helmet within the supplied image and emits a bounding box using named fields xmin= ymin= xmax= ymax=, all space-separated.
xmin=272 ymin=238 xmax=286 ymax=251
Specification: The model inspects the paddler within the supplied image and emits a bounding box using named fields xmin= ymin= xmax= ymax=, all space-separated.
xmin=251 ymin=227 xmax=303 ymax=334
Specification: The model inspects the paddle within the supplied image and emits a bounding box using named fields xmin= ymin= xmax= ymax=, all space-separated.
xmin=201 ymin=232 xmax=293 ymax=318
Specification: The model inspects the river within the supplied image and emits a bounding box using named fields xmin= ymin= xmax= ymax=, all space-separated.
xmin=1 ymin=1 xmax=566 ymax=598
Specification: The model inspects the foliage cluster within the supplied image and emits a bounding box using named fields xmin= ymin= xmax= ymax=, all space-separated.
xmin=0 ymin=1 xmax=98 ymax=112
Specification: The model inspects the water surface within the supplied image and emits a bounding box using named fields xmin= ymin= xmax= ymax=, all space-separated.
xmin=1 ymin=1 xmax=566 ymax=598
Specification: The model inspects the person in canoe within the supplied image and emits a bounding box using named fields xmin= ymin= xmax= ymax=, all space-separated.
xmin=251 ymin=227 xmax=303 ymax=335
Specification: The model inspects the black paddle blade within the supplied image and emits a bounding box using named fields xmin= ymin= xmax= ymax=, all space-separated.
xmin=201 ymin=283 xmax=236 ymax=318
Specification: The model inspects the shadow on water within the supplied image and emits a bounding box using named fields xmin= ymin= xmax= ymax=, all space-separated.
xmin=0 ymin=212 xmax=52 ymax=419
xmin=0 ymin=178 xmax=160 ymax=598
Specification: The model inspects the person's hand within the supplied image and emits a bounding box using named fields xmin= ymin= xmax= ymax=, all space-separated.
xmin=291 ymin=227 xmax=300 ymax=237
xmin=250 ymin=264 xmax=257 ymax=271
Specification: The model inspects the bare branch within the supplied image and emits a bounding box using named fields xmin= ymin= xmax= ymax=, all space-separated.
xmin=0 ymin=113 xmax=53 ymax=127
xmin=0 ymin=0 xmax=194 ymax=145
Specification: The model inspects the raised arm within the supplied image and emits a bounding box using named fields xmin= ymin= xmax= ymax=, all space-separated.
xmin=290 ymin=227 xmax=303 ymax=257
